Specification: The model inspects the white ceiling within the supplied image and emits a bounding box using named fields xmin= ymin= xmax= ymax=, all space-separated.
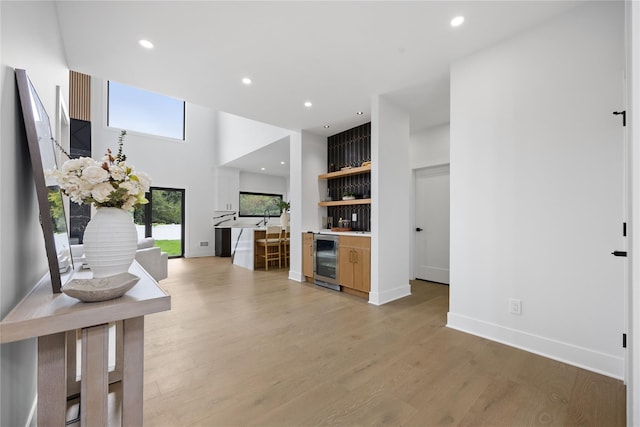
xmin=54 ymin=0 xmax=582 ymax=176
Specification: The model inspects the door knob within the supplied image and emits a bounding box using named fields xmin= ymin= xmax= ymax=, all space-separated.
xmin=416 ymin=227 xmax=423 ymax=232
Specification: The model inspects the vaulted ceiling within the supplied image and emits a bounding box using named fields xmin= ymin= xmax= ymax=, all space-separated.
xmin=55 ymin=1 xmax=582 ymax=137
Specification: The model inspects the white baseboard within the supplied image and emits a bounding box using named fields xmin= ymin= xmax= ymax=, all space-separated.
xmin=184 ymin=249 xmax=215 ymax=258
xmin=369 ymin=283 xmax=411 ymax=305
xmin=288 ymin=270 xmax=304 ymax=282
xmin=447 ymin=312 xmax=624 ymax=380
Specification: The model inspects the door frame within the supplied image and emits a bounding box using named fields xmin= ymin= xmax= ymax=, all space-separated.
xmin=626 ymin=1 xmax=639 ymax=423
xmin=139 ymin=186 xmax=186 ymax=258
xmin=411 ymin=163 xmax=450 ymax=281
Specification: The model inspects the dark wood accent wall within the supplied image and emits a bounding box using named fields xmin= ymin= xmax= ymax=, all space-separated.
xmin=68 ymin=70 xmax=92 ymax=242
xmin=69 ymin=71 xmax=91 ymax=121
xmin=327 ymin=123 xmax=371 ymax=231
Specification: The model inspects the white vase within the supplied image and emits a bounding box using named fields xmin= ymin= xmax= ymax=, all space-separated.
xmin=83 ymin=207 xmax=138 ymax=278
xmin=280 ymin=212 xmax=289 ymax=229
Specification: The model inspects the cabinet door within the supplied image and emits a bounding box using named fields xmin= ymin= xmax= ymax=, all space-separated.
xmin=352 ymin=247 xmax=371 ymax=292
xmin=214 ymin=167 xmax=239 ymax=211
xmin=338 ymin=236 xmax=370 ymax=292
xmin=338 ymin=246 xmax=355 ymax=288
xmin=302 ymin=234 xmax=314 ymax=278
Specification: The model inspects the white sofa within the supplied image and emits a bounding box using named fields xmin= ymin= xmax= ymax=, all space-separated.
xmin=70 ymin=237 xmax=168 ymax=282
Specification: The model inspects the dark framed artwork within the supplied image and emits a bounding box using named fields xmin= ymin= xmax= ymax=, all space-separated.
xmin=16 ymin=68 xmax=73 ymax=293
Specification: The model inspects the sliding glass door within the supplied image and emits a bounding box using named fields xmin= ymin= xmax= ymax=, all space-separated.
xmin=134 ymin=187 xmax=185 ymax=258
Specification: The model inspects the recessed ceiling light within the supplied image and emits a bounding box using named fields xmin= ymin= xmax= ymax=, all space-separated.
xmin=280 ymin=161 xmax=286 ymax=165
xmin=356 ymin=111 xmax=364 ymax=115
xmin=242 ymin=77 xmax=252 ymax=85
xmin=450 ymin=16 xmax=465 ymax=27
xmin=139 ymin=39 xmax=154 ymax=49
xmin=304 ymin=101 xmax=312 ymax=108
xmin=324 ymin=125 xmax=330 ymax=129
xmin=261 ymin=167 xmax=266 ymax=171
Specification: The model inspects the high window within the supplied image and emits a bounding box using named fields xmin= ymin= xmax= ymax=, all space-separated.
xmin=107 ymin=80 xmax=185 ymax=140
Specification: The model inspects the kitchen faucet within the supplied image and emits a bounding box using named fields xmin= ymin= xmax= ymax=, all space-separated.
xmin=256 ymin=210 xmax=270 ymax=227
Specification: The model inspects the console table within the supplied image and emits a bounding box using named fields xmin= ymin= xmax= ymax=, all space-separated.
xmin=0 ymin=261 xmax=170 ymax=426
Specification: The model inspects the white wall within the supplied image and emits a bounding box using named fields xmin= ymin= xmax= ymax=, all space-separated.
xmin=91 ymin=77 xmax=217 ymax=257
xmin=448 ymin=1 xmax=625 ymax=378
xmin=216 ymin=111 xmax=292 ymax=165
xmin=410 ymin=123 xmax=450 ymax=170
xmin=0 ymin=2 xmax=69 ymax=425
xmin=300 ymin=131 xmax=327 ymax=232
xmin=239 ymin=171 xmax=287 ymax=197
xmin=370 ymin=95 xmax=412 ymax=305
xmin=409 ymin=123 xmax=451 ymax=280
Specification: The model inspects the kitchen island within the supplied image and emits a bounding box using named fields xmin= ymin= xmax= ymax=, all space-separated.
xmin=231 ymin=227 xmax=274 ymax=270
xmin=231 ymin=227 xmax=258 ymax=270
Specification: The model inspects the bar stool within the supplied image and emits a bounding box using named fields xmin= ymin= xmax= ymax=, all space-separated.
xmin=256 ymin=225 xmax=282 ymax=270
xmin=280 ymin=226 xmax=290 ymax=267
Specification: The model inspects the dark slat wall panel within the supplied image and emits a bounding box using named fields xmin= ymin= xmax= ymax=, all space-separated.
xmin=68 ymin=70 xmax=92 ymax=242
xmin=327 ymin=123 xmax=371 ymax=231
xmin=69 ymin=71 xmax=91 ymax=121
xmin=69 ymin=119 xmax=92 ymax=243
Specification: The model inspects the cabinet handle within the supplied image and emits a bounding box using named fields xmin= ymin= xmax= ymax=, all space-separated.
xmin=353 ymin=251 xmax=358 ymax=264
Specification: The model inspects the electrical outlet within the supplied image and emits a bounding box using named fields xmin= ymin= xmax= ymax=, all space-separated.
xmin=509 ymin=298 xmax=522 ymax=315
xmin=352 ymin=213 xmax=357 ymax=222
xmin=200 ymin=241 xmax=209 ymax=247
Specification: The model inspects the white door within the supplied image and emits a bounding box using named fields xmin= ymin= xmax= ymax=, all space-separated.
xmin=414 ymin=165 xmax=450 ymax=284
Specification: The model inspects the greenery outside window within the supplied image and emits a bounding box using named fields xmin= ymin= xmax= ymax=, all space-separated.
xmin=239 ymin=192 xmax=283 ymax=217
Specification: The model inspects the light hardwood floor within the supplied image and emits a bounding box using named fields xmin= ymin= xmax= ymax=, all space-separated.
xmin=142 ymin=257 xmax=625 ymax=426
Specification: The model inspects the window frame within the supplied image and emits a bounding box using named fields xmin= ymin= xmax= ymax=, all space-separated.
xmin=238 ymin=191 xmax=283 ymax=217
xmin=106 ymin=80 xmax=186 ymax=141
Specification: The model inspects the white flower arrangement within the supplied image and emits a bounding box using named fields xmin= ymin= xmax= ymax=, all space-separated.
xmin=48 ymin=130 xmax=151 ymax=210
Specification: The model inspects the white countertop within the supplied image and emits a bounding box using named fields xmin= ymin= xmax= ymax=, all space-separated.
xmin=308 ymin=229 xmax=371 ymax=237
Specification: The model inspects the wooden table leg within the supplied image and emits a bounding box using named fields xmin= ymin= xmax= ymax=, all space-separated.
xmin=81 ymin=324 xmax=109 ymax=426
xmin=122 ymin=316 xmax=144 ymax=427
xmin=66 ymin=329 xmax=80 ymax=396
xmin=38 ymin=332 xmax=67 ymax=426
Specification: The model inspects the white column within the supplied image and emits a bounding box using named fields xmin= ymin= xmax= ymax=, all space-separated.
xmin=370 ymin=95 xmax=412 ymax=305
xmin=288 ymin=131 xmax=304 ymax=281
xmin=289 ymin=130 xmax=327 ymax=282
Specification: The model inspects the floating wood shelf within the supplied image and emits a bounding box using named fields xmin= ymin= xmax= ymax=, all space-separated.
xmin=318 ymin=164 xmax=371 ymax=180
xmin=318 ymin=198 xmax=371 ymax=207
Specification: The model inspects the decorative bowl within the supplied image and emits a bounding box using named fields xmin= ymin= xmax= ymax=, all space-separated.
xmin=62 ymin=272 xmax=140 ymax=302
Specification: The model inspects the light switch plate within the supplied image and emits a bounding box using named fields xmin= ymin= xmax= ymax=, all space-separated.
xmin=352 ymin=213 xmax=357 ymax=221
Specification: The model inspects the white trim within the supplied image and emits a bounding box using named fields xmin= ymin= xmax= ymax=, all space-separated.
xmin=627 ymin=0 xmax=640 ymax=424
xmin=288 ymin=270 xmax=305 ymax=282
xmin=447 ymin=312 xmax=625 ymax=380
xmin=368 ymin=283 xmax=411 ymax=306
